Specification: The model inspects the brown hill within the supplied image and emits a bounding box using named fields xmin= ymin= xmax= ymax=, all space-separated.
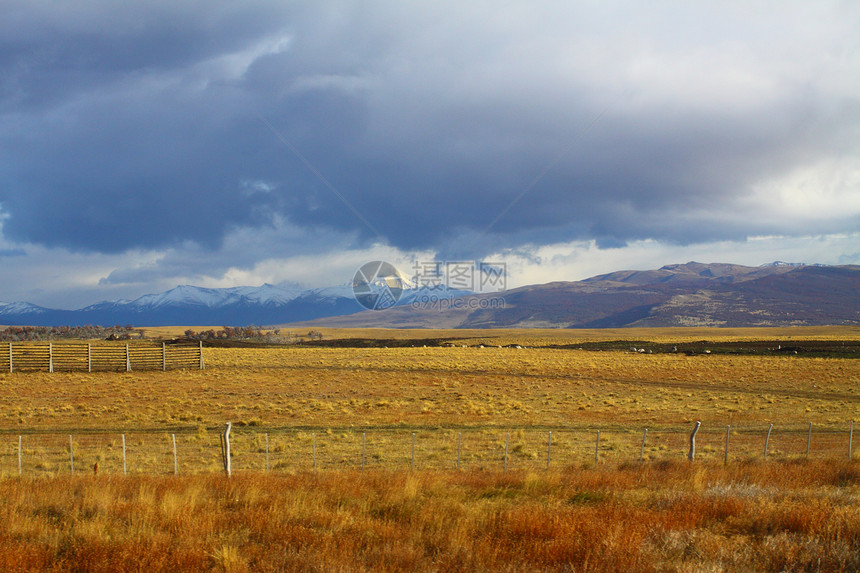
xmin=292 ymin=263 xmax=860 ymax=329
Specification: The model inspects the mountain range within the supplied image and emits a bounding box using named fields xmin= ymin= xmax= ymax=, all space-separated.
xmin=0 ymin=262 xmax=857 ymax=328
xmin=0 ymin=282 xmax=467 ymax=327
xmin=291 ymin=262 xmax=860 ymax=329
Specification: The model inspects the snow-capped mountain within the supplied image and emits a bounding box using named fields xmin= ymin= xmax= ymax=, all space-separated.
xmin=0 ymin=301 xmax=50 ymax=315
xmin=2 ymin=262 xmax=856 ymax=329
xmin=0 ymin=282 xmax=470 ymax=327
xmin=760 ymin=261 xmax=805 ymax=268
xmin=94 ymin=283 xmax=306 ymax=311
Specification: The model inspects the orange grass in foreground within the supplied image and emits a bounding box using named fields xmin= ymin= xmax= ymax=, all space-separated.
xmin=1 ymin=460 xmax=858 ymax=572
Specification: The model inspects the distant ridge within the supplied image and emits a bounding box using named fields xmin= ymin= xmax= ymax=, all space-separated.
xmin=292 ymin=262 xmax=860 ymax=329
xmin=759 ymin=261 xmax=822 ymax=268
xmin=0 ymin=283 xmax=468 ymax=327
xmin=1 ymin=262 xmax=856 ymax=328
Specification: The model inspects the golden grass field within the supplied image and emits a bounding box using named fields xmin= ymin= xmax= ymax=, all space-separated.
xmin=141 ymin=324 xmax=860 ymax=345
xmin=1 ymin=326 xmax=859 ymax=571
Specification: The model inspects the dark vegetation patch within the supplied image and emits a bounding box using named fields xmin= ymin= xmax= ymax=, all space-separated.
xmin=275 ymin=337 xmax=860 ymax=358
xmin=0 ymin=325 xmax=141 ymax=341
xmin=299 ymin=337 xmax=470 ymax=348
xmin=550 ymin=339 xmax=860 ymax=358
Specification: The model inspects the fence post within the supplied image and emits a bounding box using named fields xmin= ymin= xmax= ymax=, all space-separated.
xmin=688 ymin=421 xmax=701 ymax=461
xmin=49 ymin=343 xmax=54 ymax=373
xmin=69 ymin=435 xmax=74 ymax=474
xmin=595 ymin=430 xmax=600 ymax=464
xmin=266 ymin=433 xmax=270 ymax=472
xmin=764 ymin=423 xmax=773 ymax=460
xmin=850 ymin=420 xmax=854 ymax=461
xmin=640 ymin=428 xmax=648 ymax=462
xmin=221 ymin=423 xmax=232 ymax=477
xmin=122 ymin=434 xmax=127 ymax=475
xmin=312 ymin=432 xmax=316 ymax=473
xmin=807 ymin=423 xmax=812 ymax=459
xmin=8 ymin=343 xmax=12 ymax=373
xmin=411 ymin=432 xmax=416 ymax=470
xmin=199 ymin=341 xmax=204 ymax=370
xmin=18 ymin=435 xmax=22 ymax=476
xmin=87 ymin=343 xmax=92 ymax=373
xmin=546 ymin=431 xmax=552 ymax=469
xmin=125 ymin=344 xmax=131 ymax=372
xmin=457 ymin=432 xmax=462 ymax=469
xmin=170 ymin=434 xmax=177 ymax=475
xmin=162 ymin=342 xmax=167 ymax=372
xmin=725 ymin=425 xmax=730 ymax=465
xmin=504 ymin=433 xmax=509 ymax=471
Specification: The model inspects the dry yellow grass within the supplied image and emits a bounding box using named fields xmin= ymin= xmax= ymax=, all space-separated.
xmin=1 ymin=327 xmax=859 ymax=571
xmin=1 ymin=345 xmax=857 ymax=431
xmin=0 ymin=328 xmax=857 ymax=475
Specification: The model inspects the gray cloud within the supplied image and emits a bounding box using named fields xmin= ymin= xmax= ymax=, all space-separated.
xmin=1 ymin=0 xmax=858 ymax=269
xmin=96 ymin=216 xmax=360 ymax=287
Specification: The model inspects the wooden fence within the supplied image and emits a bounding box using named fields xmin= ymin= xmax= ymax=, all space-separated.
xmin=0 ymin=341 xmax=204 ymax=373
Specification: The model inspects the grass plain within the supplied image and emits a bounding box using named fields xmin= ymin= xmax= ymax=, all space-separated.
xmin=3 ymin=462 xmax=860 ymax=572
xmin=1 ymin=326 xmax=859 ymax=571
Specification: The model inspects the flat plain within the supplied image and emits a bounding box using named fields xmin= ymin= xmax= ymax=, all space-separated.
xmin=1 ymin=326 xmax=859 ymax=571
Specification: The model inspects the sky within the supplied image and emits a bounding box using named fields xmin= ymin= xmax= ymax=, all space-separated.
xmin=0 ymin=1 xmax=858 ymax=309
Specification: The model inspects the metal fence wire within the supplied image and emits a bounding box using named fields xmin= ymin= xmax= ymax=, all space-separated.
xmin=2 ymin=422 xmax=856 ymax=477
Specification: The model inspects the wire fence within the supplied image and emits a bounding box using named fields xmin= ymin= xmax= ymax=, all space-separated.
xmin=1 ymin=422 xmax=856 ymax=477
xmin=0 ymin=341 xmax=204 ymax=373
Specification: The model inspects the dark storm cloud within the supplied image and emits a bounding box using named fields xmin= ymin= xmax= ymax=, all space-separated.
xmin=0 ymin=1 xmax=857 ymax=260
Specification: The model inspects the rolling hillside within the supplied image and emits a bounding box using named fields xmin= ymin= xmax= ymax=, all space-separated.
xmin=293 ymin=263 xmax=860 ymax=329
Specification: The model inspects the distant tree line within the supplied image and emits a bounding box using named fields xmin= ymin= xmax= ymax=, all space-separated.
xmin=183 ymin=327 xmax=323 ymax=342
xmin=183 ymin=326 xmax=271 ymax=340
xmin=0 ymin=325 xmax=142 ymax=342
